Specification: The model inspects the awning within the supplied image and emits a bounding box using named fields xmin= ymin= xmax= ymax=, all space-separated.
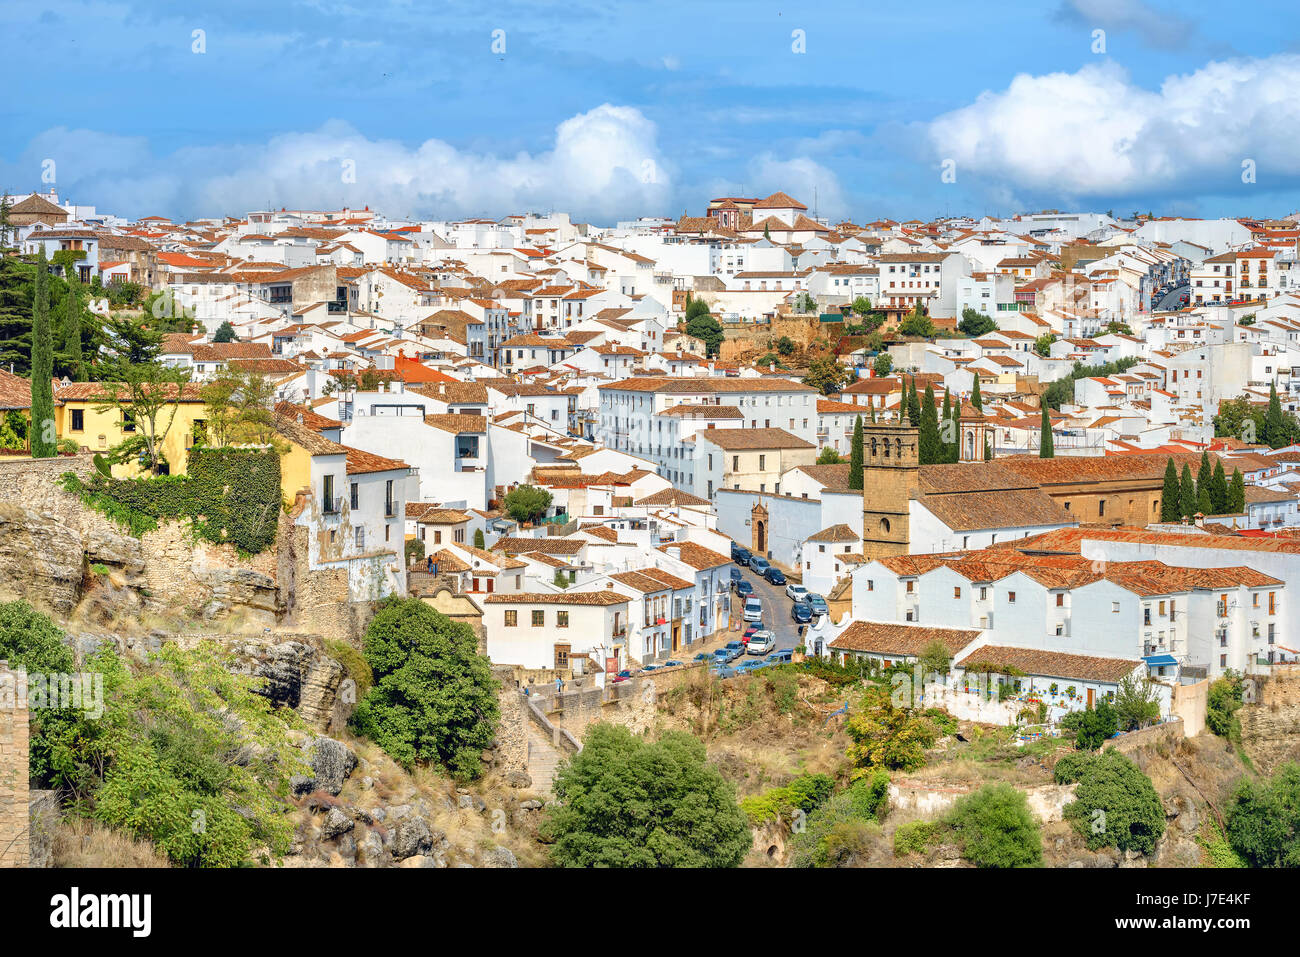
xmin=1143 ymin=655 xmax=1178 ymax=667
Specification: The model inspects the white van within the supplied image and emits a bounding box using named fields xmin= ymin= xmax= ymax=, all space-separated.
xmin=743 ymin=597 xmax=763 ymax=622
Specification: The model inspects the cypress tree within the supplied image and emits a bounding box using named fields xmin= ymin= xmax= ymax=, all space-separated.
xmin=1160 ymin=457 xmax=1180 ymax=522
xmin=1039 ymin=405 xmax=1054 ymax=458
xmin=984 ymin=434 xmax=992 ymax=461
xmin=1209 ymin=459 xmax=1229 ymax=514
xmin=63 ymin=266 xmax=83 ymax=380
xmin=1265 ymin=380 xmax=1285 ymax=449
xmin=1197 ymin=479 xmax=1213 ymax=516
xmin=941 ymin=388 xmax=956 ymax=463
xmin=30 ymin=247 xmax=55 ymax=457
xmin=919 ymin=383 xmax=941 ymax=465
xmin=1179 ymin=463 xmax=1196 ymax=521
xmin=970 ymin=373 xmax=983 ymax=412
xmin=1196 ymin=451 xmax=1212 ymax=505
xmin=849 ymin=415 xmax=864 ymax=491
xmin=1227 ymin=468 xmax=1246 ymax=513
xmin=907 ymin=378 xmax=921 ymax=428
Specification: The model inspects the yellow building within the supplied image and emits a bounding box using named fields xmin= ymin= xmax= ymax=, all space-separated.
xmin=55 ymin=382 xmax=208 ymax=477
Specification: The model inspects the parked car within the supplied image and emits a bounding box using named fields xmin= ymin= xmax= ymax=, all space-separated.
xmin=734 ymin=578 xmax=754 ymax=598
xmin=693 ymin=652 xmax=714 ymax=663
xmin=766 ymin=649 xmax=794 ymax=664
xmin=641 ymin=663 xmax=660 ymax=672
xmin=734 ymin=547 xmax=752 ymax=566
xmin=749 ymin=556 xmax=772 ymax=576
xmin=662 ymin=659 xmax=683 ymax=668
xmin=729 ymin=567 xmax=743 ymax=586
xmin=763 ymin=566 xmax=786 ymax=586
xmin=730 ymin=541 xmax=742 ymax=560
xmin=806 ymin=593 xmax=828 ymax=616
xmin=747 ymin=631 xmax=775 ymax=655
xmin=743 ymin=597 xmax=763 ymax=622
xmin=735 ymin=660 xmax=765 ymax=674
xmin=791 ymin=602 xmax=812 ymax=624
xmin=743 ymin=622 xmax=761 ymax=641
xmin=785 ymin=583 xmax=809 ymax=603
xmin=722 ymin=641 xmax=745 ymax=662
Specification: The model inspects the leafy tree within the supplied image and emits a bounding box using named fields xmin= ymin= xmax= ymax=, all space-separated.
xmin=405 ymin=537 xmax=425 ymax=566
xmin=473 ymin=528 xmax=486 ymax=549
xmin=1042 ymin=356 xmax=1140 ymax=410
xmin=848 ymin=415 xmax=863 ymax=491
xmin=919 ymin=382 xmax=941 ymax=464
xmin=1213 ymin=395 xmax=1266 ymax=446
xmin=851 ymin=296 xmax=873 ymax=317
xmin=1038 ymin=405 xmax=1054 ymax=458
xmin=683 ymin=303 xmax=723 ymax=357
xmin=213 ymin=320 xmax=238 ymax=343
xmin=802 ymin=356 xmax=852 ymax=396
xmin=1225 ymin=762 xmax=1300 ymax=867
xmin=350 ymin=597 xmax=500 ymax=780
xmin=872 ymin=352 xmax=893 ymax=377
xmin=503 ymin=483 xmax=553 ymax=524
xmin=776 ymin=335 xmax=795 ymax=356
xmin=1073 ymin=698 xmax=1118 ymax=750
xmin=541 ymin=724 xmax=750 ymax=867
xmin=1179 ymin=463 xmax=1196 ymax=522
xmin=1113 ymin=673 xmax=1162 ymax=731
xmin=1209 ymin=459 xmax=1229 ymax=514
xmin=970 ymin=373 xmax=983 ymax=411
xmin=817 ymin=446 xmax=843 ymax=465
xmin=791 ymin=292 xmax=817 ymax=314
xmin=0 ymin=601 xmax=76 ymax=783
xmin=846 ymin=687 xmax=940 ymax=772
xmin=92 ymin=363 xmax=192 ymax=474
xmin=1104 ymin=320 xmax=1134 ymax=336
xmin=1034 ymin=333 xmax=1057 ymax=357
xmin=200 ymin=368 xmax=286 ymax=450
xmin=30 ymin=247 xmax=55 ymax=457
xmin=1058 ymin=750 xmax=1166 ymax=855
xmin=1160 ymin=457 xmax=1181 ymax=522
xmin=957 ymin=307 xmax=997 ymax=337
xmin=103 ymin=313 xmax=165 ymax=365
xmin=897 ymin=304 xmax=935 ymax=338
xmin=918 ymin=639 xmax=953 ymax=677
xmin=945 ymin=783 xmax=1042 ymax=868
xmin=1227 ymin=467 xmax=1246 ymax=513
xmin=1206 ymin=670 xmax=1245 ymax=738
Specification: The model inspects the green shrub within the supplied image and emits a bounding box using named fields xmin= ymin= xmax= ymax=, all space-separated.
xmin=894 ymin=820 xmax=941 ymax=856
xmin=405 ymin=538 xmax=425 ymax=565
xmin=788 ymin=777 xmax=889 ymax=868
xmin=541 ymin=724 xmax=750 ymax=867
xmin=1224 ymin=761 xmax=1300 ymax=867
xmin=1207 ymin=671 xmax=1245 ymax=738
xmin=1073 ymin=699 xmax=1118 ymax=750
xmin=945 ymin=783 xmax=1042 ymax=868
xmin=1052 ymin=751 xmax=1095 ymax=784
xmin=324 ymin=639 xmax=373 ymax=698
xmin=350 ymin=597 xmax=499 ymax=780
xmin=739 ymin=773 xmax=834 ymax=826
xmin=1062 ymin=749 xmax=1166 ymax=855
xmin=0 ymin=601 xmax=76 ymax=784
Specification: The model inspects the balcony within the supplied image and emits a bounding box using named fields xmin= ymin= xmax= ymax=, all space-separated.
xmin=321 ymin=497 xmax=342 ymax=515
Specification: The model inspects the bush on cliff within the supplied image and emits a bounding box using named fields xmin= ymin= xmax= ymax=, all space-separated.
xmin=349 ymin=597 xmax=499 ymax=781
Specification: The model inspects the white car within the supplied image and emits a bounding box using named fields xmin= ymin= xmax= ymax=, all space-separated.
xmin=746 ymin=631 xmax=775 ymax=655
xmin=785 ymin=584 xmax=809 ymax=603
xmin=743 ymin=597 xmax=763 ymax=622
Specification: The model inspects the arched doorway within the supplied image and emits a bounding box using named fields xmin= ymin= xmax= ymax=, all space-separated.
xmin=751 ymin=502 xmax=768 ymax=557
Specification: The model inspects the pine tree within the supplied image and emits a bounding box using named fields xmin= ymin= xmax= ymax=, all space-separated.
xmin=1039 ymin=405 xmax=1054 ymax=458
xmin=30 ymin=248 xmax=55 ymax=457
xmin=1227 ymin=468 xmax=1246 ymax=513
xmin=1209 ymin=459 xmax=1229 ymax=514
xmin=1179 ymin=463 xmax=1196 ymax=522
xmin=849 ymin=415 xmax=864 ymax=491
xmin=1160 ymin=457 xmax=1180 ymax=522
xmin=0 ymin=192 xmax=12 ymax=251
xmin=970 ymin=373 xmax=982 ymax=412
xmin=919 ymin=383 xmax=941 ymax=465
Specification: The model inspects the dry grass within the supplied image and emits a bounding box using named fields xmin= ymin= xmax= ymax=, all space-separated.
xmin=51 ymin=817 xmax=171 ymax=868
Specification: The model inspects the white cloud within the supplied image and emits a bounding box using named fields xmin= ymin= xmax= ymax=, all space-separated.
xmin=926 ymin=56 xmax=1300 ymax=203
xmin=7 ymin=105 xmax=674 ymax=222
xmin=740 ymin=154 xmax=848 ymax=221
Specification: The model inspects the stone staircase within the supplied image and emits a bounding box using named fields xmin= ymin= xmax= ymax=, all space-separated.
xmin=526 ymin=726 xmax=564 ymax=793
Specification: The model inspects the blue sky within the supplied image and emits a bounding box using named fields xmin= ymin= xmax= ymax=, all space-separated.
xmin=5 ymin=0 xmax=1300 ymax=223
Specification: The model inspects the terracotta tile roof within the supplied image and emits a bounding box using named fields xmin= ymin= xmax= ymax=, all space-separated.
xmin=56 ymin=381 xmax=204 ymax=402
xmin=424 ymin=413 xmax=488 ymax=433
xmin=600 ymin=376 xmax=817 ymax=395
xmin=957 ymin=646 xmax=1139 ymax=683
xmin=829 ymin=621 xmax=982 ymax=657
xmin=656 ymin=541 xmax=730 ymax=570
xmin=0 ymin=369 xmax=33 ymax=410
xmin=344 ymin=445 xmax=409 ymax=475
xmin=633 ymin=488 xmax=712 ymax=507
xmin=655 ymin=403 xmax=744 ymax=419
xmin=609 ymin=568 xmax=694 ymax=593
xmin=275 ymin=400 xmax=342 ymax=431
xmin=695 ymin=427 xmax=814 ymax=451
xmin=493 ymin=537 xmax=585 ymax=555
xmin=807 ymin=524 xmax=859 ymax=543
xmin=793 ymin=463 xmax=854 ymax=491
xmin=484 ymin=591 xmax=627 ymax=606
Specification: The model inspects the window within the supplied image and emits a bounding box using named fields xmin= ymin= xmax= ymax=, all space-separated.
xmin=1112 ymin=602 xmax=1120 ymax=613
xmin=70 ymin=409 xmax=84 ymax=431
xmin=954 ymin=587 xmax=961 ymax=599
xmin=905 ymin=580 xmax=914 ymax=593
xmin=531 ymin=610 xmax=545 ymax=627
xmin=354 ymin=526 xmax=364 ymax=548
xmin=867 ymin=580 xmax=874 ymax=591
xmin=1056 ymin=593 xmax=1064 ymax=607
xmin=322 ymin=474 xmax=336 ymax=513
xmin=350 ymin=482 xmax=359 ymax=510
xmin=1269 ymin=592 xmax=1276 ymax=615
xmin=454 ymin=528 xmax=464 ymax=543
xmin=122 ymin=410 xmax=136 ymax=433
xmin=1008 ymin=591 xmax=1016 ymax=603
xmin=556 ymin=611 xmax=569 ymax=628
xmin=385 ymin=480 xmax=395 ymax=516
xmin=554 ymin=645 xmax=570 ymax=670
xmin=504 ymin=610 xmax=517 ymax=627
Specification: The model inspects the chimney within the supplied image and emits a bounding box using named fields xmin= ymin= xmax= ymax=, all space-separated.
xmin=296 ymin=413 xmax=304 ymax=425
xmin=605 ymin=581 xmax=613 ymax=589
xmin=1194 ymin=512 xmax=1205 ymax=528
